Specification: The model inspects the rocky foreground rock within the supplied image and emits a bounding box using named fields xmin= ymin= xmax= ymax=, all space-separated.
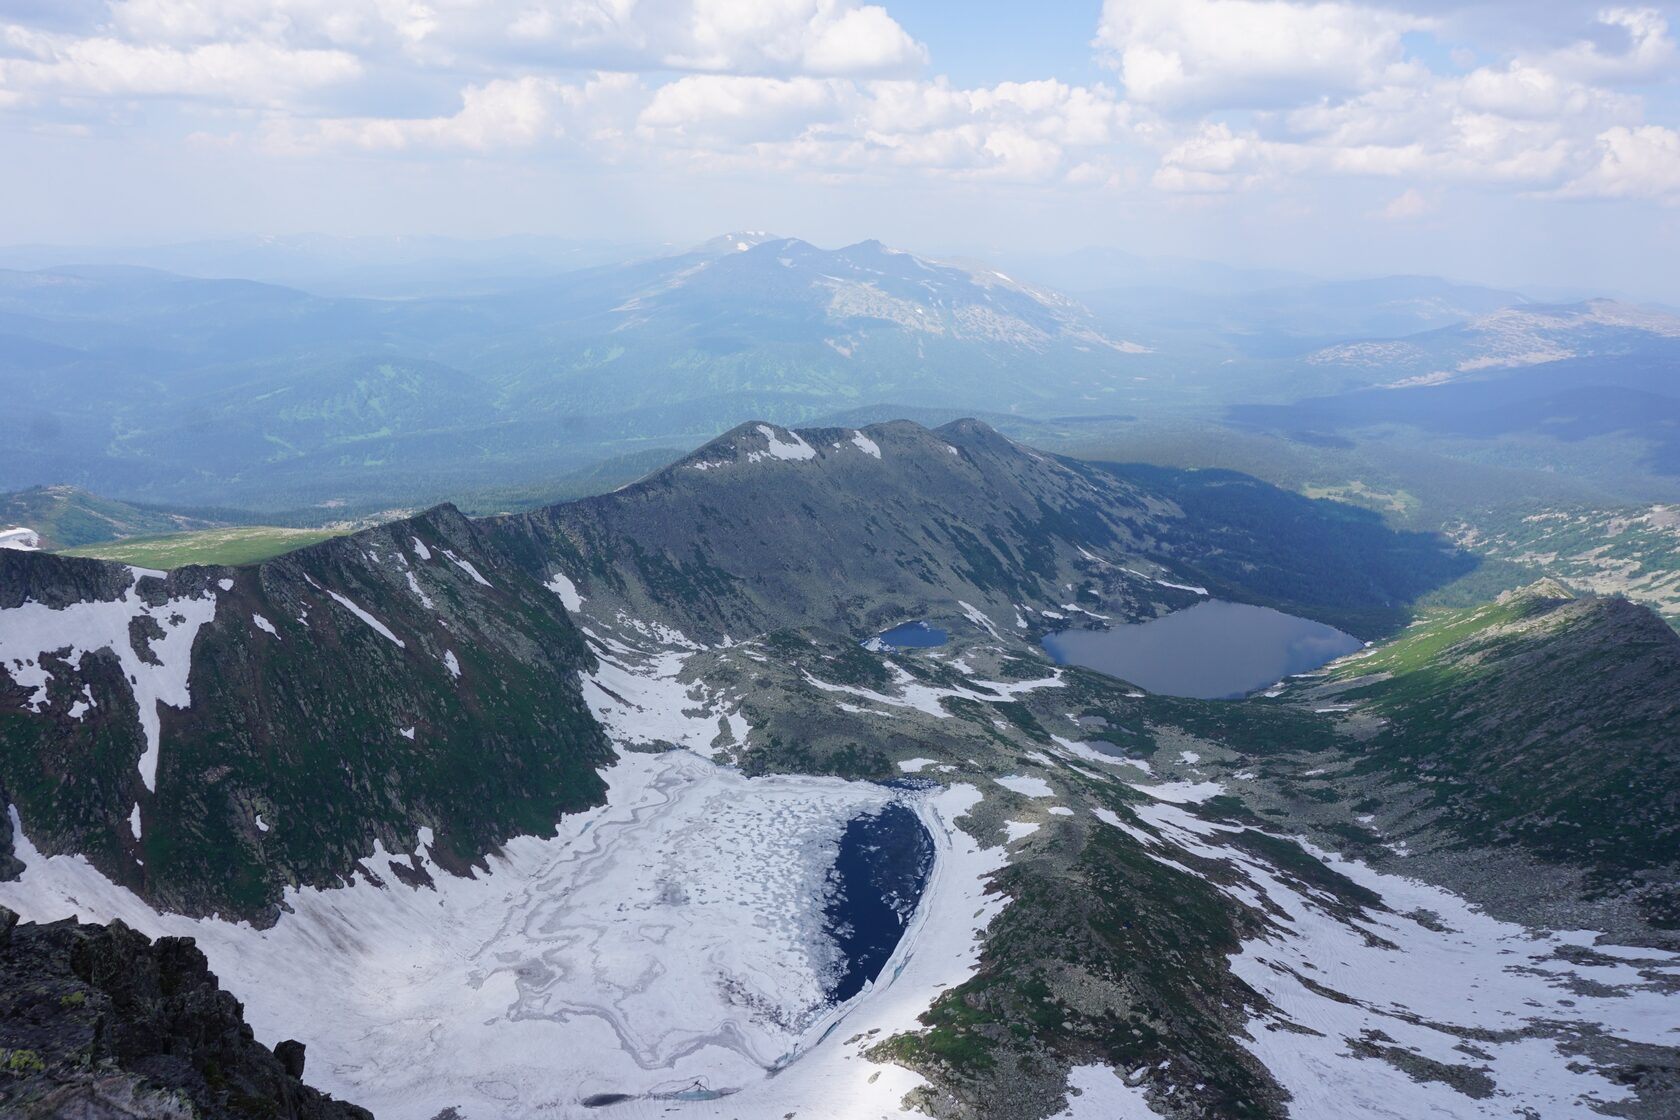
xmin=0 ymin=904 xmax=370 ymax=1119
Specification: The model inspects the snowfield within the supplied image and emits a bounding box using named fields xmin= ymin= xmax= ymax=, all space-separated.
xmin=0 ymin=645 xmax=1011 ymax=1120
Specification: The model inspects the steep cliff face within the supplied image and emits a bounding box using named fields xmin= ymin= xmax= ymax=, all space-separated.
xmin=0 ymin=906 xmax=371 ymax=1119
xmin=0 ymin=503 xmax=611 ymax=922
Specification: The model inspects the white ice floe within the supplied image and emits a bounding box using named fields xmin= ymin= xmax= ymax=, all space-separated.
xmin=995 ymin=774 xmax=1054 ymax=798
xmin=546 ymin=572 xmax=584 ymax=612
xmin=0 ymin=568 xmax=218 ymax=792
xmin=325 ymin=590 xmax=404 ymax=648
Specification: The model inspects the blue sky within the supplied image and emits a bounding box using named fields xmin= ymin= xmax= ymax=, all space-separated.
xmin=2 ymin=1 xmax=1678 ymax=299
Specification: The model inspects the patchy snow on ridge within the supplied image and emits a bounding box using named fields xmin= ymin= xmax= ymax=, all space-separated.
xmin=404 ymin=571 xmax=434 ymax=610
xmin=442 ymin=549 xmax=492 ymax=587
xmin=0 ymin=568 xmax=217 ymax=792
xmin=546 ymin=571 xmax=584 ymax=612
xmin=749 ymin=423 xmax=818 ymax=463
xmin=324 ymin=590 xmax=404 ymax=648
xmin=1117 ymin=786 xmax=1680 ymax=1120
xmin=995 ymin=774 xmax=1054 ymax=798
xmin=849 ymin=430 xmax=882 ymax=458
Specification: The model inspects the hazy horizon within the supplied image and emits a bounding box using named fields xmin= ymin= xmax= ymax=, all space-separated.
xmin=4 ymin=1 xmax=1679 ymax=300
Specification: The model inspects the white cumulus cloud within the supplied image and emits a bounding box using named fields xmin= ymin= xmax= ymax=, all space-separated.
xmin=1095 ymin=0 xmax=1426 ymax=110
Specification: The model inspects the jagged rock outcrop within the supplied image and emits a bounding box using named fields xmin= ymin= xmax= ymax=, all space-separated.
xmin=0 ymin=906 xmax=371 ymax=1119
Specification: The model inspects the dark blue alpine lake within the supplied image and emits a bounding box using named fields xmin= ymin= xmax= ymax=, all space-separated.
xmin=872 ymin=621 xmax=948 ymax=649
xmin=1041 ymin=599 xmax=1363 ymax=699
xmin=823 ymin=802 xmax=935 ymax=1004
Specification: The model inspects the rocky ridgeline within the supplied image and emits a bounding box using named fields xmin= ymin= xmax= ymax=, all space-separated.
xmin=0 ymin=905 xmax=369 ymax=1118
xmin=1 ymin=502 xmax=611 ymax=922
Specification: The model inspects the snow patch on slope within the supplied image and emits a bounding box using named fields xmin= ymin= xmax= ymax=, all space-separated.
xmin=749 ymin=424 xmax=817 ymax=462
xmin=324 ymin=590 xmax=404 ymax=648
xmin=1120 ymin=789 xmax=1680 ymax=1119
xmin=546 ymin=571 xmax=584 ymax=612
xmin=849 ymin=430 xmax=882 ymax=458
xmin=0 ymin=569 xmax=217 ymax=793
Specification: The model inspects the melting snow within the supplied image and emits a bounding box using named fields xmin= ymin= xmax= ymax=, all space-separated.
xmin=1003 ymin=820 xmax=1040 ymax=843
xmin=849 ymin=431 xmax=882 ymax=458
xmin=252 ymin=614 xmax=279 ymax=638
xmin=749 ymin=424 xmax=818 ymax=462
xmin=404 ymin=572 xmax=434 ymax=610
xmin=0 ymin=673 xmax=1011 ymax=1120
xmin=0 ymin=569 xmax=218 ymax=791
xmin=546 ymin=571 xmax=584 ymax=612
xmin=325 ymin=590 xmax=404 ymax=648
xmin=410 ymin=537 xmax=432 ymax=561
xmin=1051 ymin=1064 xmax=1160 ymax=1119
xmin=1122 ymin=793 xmax=1680 ymax=1120
xmin=443 ymin=549 xmax=491 ymax=587
xmin=443 ymin=650 xmax=460 ymax=679
xmin=995 ymin=774 xmax=1054 ymax=798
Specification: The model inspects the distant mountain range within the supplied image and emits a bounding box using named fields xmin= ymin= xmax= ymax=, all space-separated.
xmin=1231 ymin=299 xmax=1680 ymax=483
xmin=0 ymin=236 xmax=1153 ymax=508
xmin=3 ymin=232 xmax=1674 ymax=514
